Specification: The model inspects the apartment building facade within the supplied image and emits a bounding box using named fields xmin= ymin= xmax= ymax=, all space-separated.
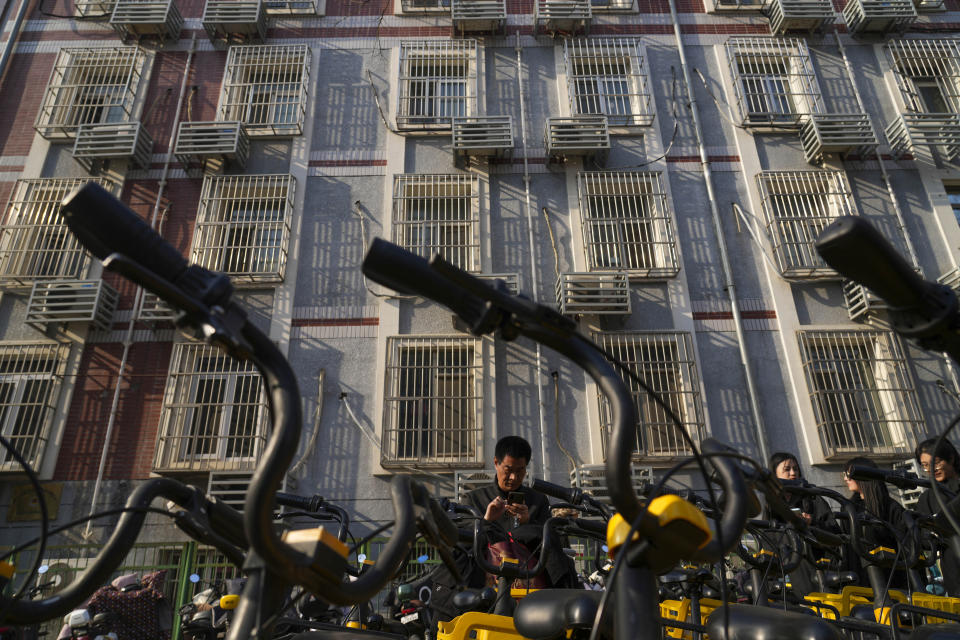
xmin=1 ymin=0 xmax=960 ymax=567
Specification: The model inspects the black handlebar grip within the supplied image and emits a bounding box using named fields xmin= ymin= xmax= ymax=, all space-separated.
xmin=276 ymin=492 xmax=314 ymax=511
xmin=815 ymin=216 xmax=930 ymax=309
xmin=60 ymin=182 xmax=188 ymax=283
xmin=569 ymin=518 xmax=607 ymax=536
xmin=362 ymin=239 xmax=484 ymax=321
xmin=531 ymin=478 xmax=581 ymax=505
xmin=808 ymin=526 xmax=843 ymax=549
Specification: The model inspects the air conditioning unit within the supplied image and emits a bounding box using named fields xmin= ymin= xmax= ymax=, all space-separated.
xmin=534 ymin=0 xmax=591 ymax=35
xmin=453 ymin=116 xmax=513 ymax=166
xmin=842 ymin=0 xmax=916 ymax=33
xmin=26 ymin=279 xmax=120 ymax=341
xmin=842 ymin=280 xmax=888 ymax=324
xmin=569 ymin=463 xmax=653 ymax=505
xmin=202 ymin=0 xmax=267 ymax=43
xmin=207 ymin=471 xmax=255 ymax=511
xmin=455 ymin=470 xmax=495 ymax=502
xmin=766 ymin=0 xmax=834 ymax=35
xmin=475 ymin=273 xmax=520 ymax=296
xmin=556 ymin=272 xmax=631 ymax=315
xmin=110 ymin=0 xmax=184 ymax=41
xmin=174 ymin=121 xmax=250 ymax=176
xmin=545 ymin=116 xmax=610 ymax=164
xmin=138 ymin=291 xmax=178 ymax=322
xmin=73 ymin=122 xmax=154 ymax=173
xmin=800 ymin=113 xmax=878 ymax=165
xmin=451 ymin=0 xmax=506 ymax=34
xmin=885 ymin=113 xmax=960 ymax=164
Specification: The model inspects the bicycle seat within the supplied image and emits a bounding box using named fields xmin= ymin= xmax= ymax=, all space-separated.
xmin=910 ymin=624 xmax=960 ymax=640
xmin=706 ymin=604 xmax=841 ymax=640
xmin=452 ymin=588 xmax=497 ymax=613
xmin=513 ymin=589 xmax=611 ymax=640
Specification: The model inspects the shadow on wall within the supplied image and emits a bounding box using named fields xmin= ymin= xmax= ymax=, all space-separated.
xmin=314 ymin=50 xmax=381 ymax=150
xmin=298 ymin=177 xmax=370 ymax=305
xmin=488 ymin=49 xmax=519 ymax=117
xmin=669 ymin=170 xmax=724 ymax=293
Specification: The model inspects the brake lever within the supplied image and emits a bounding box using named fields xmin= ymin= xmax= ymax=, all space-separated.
xmin=104 ymin=253 xmax=253 ymax=359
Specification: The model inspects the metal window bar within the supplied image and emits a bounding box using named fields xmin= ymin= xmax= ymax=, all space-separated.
xmin=35 ymin=47 xmax=145 ymax=140
xmin=0 ymin=178 xmax=116 ymax=286
xmin=565 ymin=38 xmax=653 ymax=127
xmin=191 ymin=174 xmax=294 ymax=284
xmin=0 ymin=343 xmax=66 ymax=471
xmin=886 ymin=39 xmax=960 ymax=114
xmin=797 ymin=329 xmax=923 ymax=459
xmin=218 ymin=45 xmax=310 ymax=136
xmin=154 ymin=343 xmax=269 ymax=473
xmin=577 ymin=171 xmax=679 ymax=277
xmin=593 ymin=331 xmax=704 ymax=459
xmin=382 ymin=336 xmax=483 ymax=468
xmin=392 ymin=174 xmax=481 ymax=272
xmin=756 ymin=170 xmax=856 ymax=278
xmin=397 ymin=40 xmax=477 ymax=130
xmin=726 ymin=37 xmax=823 ymax=126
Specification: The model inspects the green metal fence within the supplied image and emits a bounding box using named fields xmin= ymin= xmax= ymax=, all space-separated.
xmin=2 ymin=541 xmax=239 ymax=640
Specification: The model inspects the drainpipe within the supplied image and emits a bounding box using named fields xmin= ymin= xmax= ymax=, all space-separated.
xmin=515 ymin=33 xmax=550 ymax=479
xmin=0 ymin=0 xmax=31 ymax=88
xmin=833 ymin=29 xmax=960 ymax=397
xmin=83 ymin=35 xmax=197 ymax=540
xmin=667 ymin=0 xmax=769 ymax=463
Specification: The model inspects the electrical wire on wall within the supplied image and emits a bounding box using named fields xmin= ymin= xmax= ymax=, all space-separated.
xmin=552 ymin=371 xmax=579 ymax=473
xmin=353 ymin=200 xmax=416 ymax=300
xmin=288 ymin=369 xmax=326 ymax=483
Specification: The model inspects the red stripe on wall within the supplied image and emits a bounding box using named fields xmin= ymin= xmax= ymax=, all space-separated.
xmin=293 ymin=317 xmax=380 ymax=327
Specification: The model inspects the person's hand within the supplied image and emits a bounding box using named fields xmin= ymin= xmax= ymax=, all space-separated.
xmin=505 ymin=502 xmax=530 ymax=525
xmin=485 ymin=496 xmax=508 ymax=522
xmin=801 ymin=512 xmax=813 ymax=525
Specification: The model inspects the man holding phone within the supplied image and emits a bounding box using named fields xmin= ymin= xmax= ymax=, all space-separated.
xmin=466 ymin=435 xmax=576 ymax=587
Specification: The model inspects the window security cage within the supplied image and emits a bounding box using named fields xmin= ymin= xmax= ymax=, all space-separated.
xmin=0 ymin=178 xmax=117 ymax=287
xmin=35 ymin=47 xmax=146 ymax=140
xmin=397 ymin=40 xmax=478 ymax=131
xmin=391 ymin=174 xmax=480 ymax=272
xmin=0 ymin=343 xmax=68 ymax=471
xmin=577 ymin=171 xmax=679 ymax=277
xmin=726 ymin=37 xmax=824 ymax=128
xmin=797 ymin=330 xmax=923 ymax=460
xmin=191 ymin=174 xmax=295 ymax=284
xmin=756 ymin=170 xmax=856 ymax=278
xmin=382 ymin=336 xmax=483 ymax=469
xmin=564 ymin=38 xmax=654 ymax=128
xmin=153 ymin=343 xmax=269 ymax=473
xmin=217 ymin=44 xmax=310 ymax=136
xmin=593 ymin=331 xmax=704 ymax=460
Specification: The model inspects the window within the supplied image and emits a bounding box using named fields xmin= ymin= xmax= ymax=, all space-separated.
xmin=565 ymin=38 xmax=653 ymax=127
xmin=398 ymin=41 xmax=477 ymax=130
xmin=218 ymin=45 xmax=310 ymax=136
xmin=382 ymin=336 xmax=482 ymax=468
xmin=35 ymin=47 xmax=146 ymax=139
xmin=577 ymin=171 xmax=678 ymax=277
xmin=191 ymin=174 xmax=294 ymax=284
xmin=0 ymin=178 xmax=117 ymax=286
xmin=594 ymin=332 xmax=704 ymax=459
xmin=798 ymin=330 xmax=923 ymax=459
xmin=154 ymin=343 xmax=268 ymax=472
xmin=947 ymin=185 xmax=960 ymax=228
xmin=726 ymin=38 xmax=823 ymax=127
xmin=589 ymin=0 xmax=634 ymax=11
xmin=392 ymin=174 xmax=480 ymax=272
xmin=887 ymin=39 xmax=960 ymax=114
xmin=756 ymin=171 xmax=856 ymax=278
xmin=0 ymin=344 xmax=67 ymax=471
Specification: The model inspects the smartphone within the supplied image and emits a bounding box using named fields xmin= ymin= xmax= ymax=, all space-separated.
xmin=507 ymin=491 xmax=525 ymax=505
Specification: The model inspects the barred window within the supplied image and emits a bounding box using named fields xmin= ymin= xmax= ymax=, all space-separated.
xmin=191 ymin=174 xmax=294 ymax=284
xmin=400 ymin=0 xmax=450 ymax=12
xmin=595 ymin=332 xmax=704 ymax=459
xmin=398 ymin=41 xmax=478 ymax=130
xmin=798 ymin=330 xmax=923 ymax=459
xmin=218 ymin=45 xmax=310 ymax=136
xmin=578 ymin=171 xmax=679 ymax=277
xmin=756 ymin=171 xmax=856 ymax=278
xmin=392 ymin=174 xmax=481 ymax=272
xmin=382 ymin=336 xmax=483 ymax=468
xmin=886 ymin=39 xmax=960 ymax=114
xmin=0 ymin=178 xmax=117 ymax=286
xmin=154 ymin=343 xmax=268 ymax=472
xmin=565 ymin=38 xmax=653 ymax=127
xmin=726 ymin=38 xmax=823 ymax=126
xmin=35 ymin=47 xmax=146 ymax=139
xmin=0 ymin=344 xmax=67 ymax=471
xmin=590 ymin=0 xmax=634 ymax=11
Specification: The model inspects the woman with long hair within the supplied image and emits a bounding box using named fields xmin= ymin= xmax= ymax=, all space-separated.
xmin=914 ymin=437 xmax=960 ymax=595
